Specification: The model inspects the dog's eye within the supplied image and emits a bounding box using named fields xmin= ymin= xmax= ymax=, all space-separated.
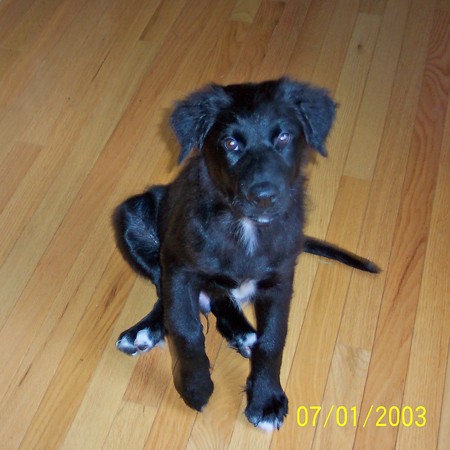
xmin=277 ymin=132 xmax=291 ymax=147
xmin=223 ymin=137 xmax=239 ymax=152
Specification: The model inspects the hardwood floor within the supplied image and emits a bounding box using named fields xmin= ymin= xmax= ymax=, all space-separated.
xmin=0 ymin=0 xmax=448 ymax=448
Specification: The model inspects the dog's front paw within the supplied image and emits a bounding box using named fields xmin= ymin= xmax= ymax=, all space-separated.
xmin=174 ymin=366 xmax=214 ymax=412
xmin=245 ymin=381 xmax=288 ymax=431
xmin=228 ymin=331 xmax=257 ymax=358
xmin=116 ymin=325 xmax=164 ymax=356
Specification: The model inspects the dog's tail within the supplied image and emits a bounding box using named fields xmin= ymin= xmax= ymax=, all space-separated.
xmin=303 ymin=236 xmax=380 ymax=273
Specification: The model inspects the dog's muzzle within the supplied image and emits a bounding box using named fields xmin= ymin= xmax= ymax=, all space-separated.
xmin=245 ymin=182 xmax=280 ymax=209
xmin=236 ymin=181 xmax=286 ymax=225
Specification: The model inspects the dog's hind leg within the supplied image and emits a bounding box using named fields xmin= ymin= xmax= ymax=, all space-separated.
xmin=116 ymin=299 xmax=165 ymax=355
xmin=114 ymin=187 xmax=167 ymax=356
xmin=113 ymin=186 xmax=166 ymax=287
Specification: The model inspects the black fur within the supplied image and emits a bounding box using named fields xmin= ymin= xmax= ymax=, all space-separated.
xmin=303 ymin=237 xmax=380 ymax=273
xmin=114 ymin=78 xmax=379 ymax=430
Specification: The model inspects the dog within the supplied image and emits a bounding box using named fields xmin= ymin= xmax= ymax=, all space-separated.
xmin=114 ymin=78 xmax=379 ymax=431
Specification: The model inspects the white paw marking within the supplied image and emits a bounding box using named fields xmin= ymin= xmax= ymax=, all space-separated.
xmin=241 ymin=332 xmax=257 ymax=348
xmin=257 ymin=420 xmax=277 ymax=432
xmin=134 ymin=329 xmax=154 ymax=350
xmin=230 ymin=331 xmax=257 ymax=357
xmin=116 ymin=329 xmax=159 ymax=356
xmin=116 ymin=335 xmax=139 ymax=356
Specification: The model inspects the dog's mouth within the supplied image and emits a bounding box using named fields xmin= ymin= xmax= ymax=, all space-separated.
xmin=236 ymin=211 xmax=281 ymax=226
xmin=249 ymin=215 xmax=275 ymax=225
xmin=231 ymin=205 xmax=282 ymax=226
xmin=230 ymin=196 xmax=284 ymax=226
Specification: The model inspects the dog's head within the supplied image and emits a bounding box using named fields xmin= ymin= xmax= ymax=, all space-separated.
xmin=171 ymin=78 xmax=336 ymax=223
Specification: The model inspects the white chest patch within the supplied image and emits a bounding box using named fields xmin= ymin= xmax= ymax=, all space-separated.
xmin=231 ymin=279 xmax=257 ymax=306
xmin=238 ymin=218 xmax=258 ymax=255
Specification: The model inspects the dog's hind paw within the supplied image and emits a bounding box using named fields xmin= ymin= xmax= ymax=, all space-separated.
xmin=228 ymin=332 xmax=257 ymax=358
xmin=116 ymin=327 xmax=164 ymax=356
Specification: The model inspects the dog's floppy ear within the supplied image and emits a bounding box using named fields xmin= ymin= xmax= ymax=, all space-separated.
xmin=280 ymin=78 xmax=337 ymax=156
xmin=171 ymin=84 xmax=231 ymax=162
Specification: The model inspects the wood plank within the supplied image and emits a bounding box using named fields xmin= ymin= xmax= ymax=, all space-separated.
xmin=304 ymin=11 xmax=380 ymax=238
xmin=0 ymin=0 xmax=90 ymax=115
xmin=0 ymin=230 xmax=118 ymax=448
xmin=230 ymin=0 xmax=262 ymax=23
xmin=123 ymin=343 xmax=172 ymax=408
xmin=395 ymin=88 xmax=450 ymax=450
xmin=0 ymin=142 xmax=41 ymax=213
xmin=338 ymin=0 xmax=436 ymax=351
xmin=140 ymin=0 xmax=186 ymax=44
xmin=226 ymin=0 xmax=286 ymax=83
xmin=0 ymin=48 xmax=20 ymax=82
xmin=437 ymin=349 xmax=450 ymax=449
xmin=0 ymin=109 xmax=172 ymax=447
xmin=20 ymin=253 xmax=136 ymax=449
xmin=0 ymin=0 xmax=159 ymax=268
xmin=343 ymin=0 xmax=411 ymax=180
xmin=0 ymin=37 xmax=158 ymax=342
xmin=312 ymin=344 xmax=371 ymax=449
xmin=0 ymin=0 xmax=105 ymax=154
xmin=359 ymin=0 xmax=387 ymax=15
xmin=353 ymin=10 xmax=450 ymax=449
xmin=142 ymin=374 xmax=199 ymax=449
xmin=1 ymin=0 xmax=62 ymax=51
xmin=310 ymin=0 xmax=360 ymax=92
xmin=227 ymin=396 xmax=274 ymax=450
xmin=0 ymin=40 xmax=160 ymax=448
xmin=187 ymin=340 xmax=250 ymax=449
xmin=323 ymin=2 xmax=436 ymax=447
xmin=286 ymin=0 xmax=338 ymax=81
xmin=206 ymin=20 xmax=251 ymax=84
xmin=271 ymin=176 xmax=372 ymax=449
xmin=0 ymin=0 xmax=36 ymax=44
xmin=101 ymin=401 xmax=156 ymax=450
xmin=255 ymin=0 xmax=312 ymax=79
xmin=436 ymin=0 xmax=450 ymax=12
xmin=61 ymin=278 xmax=166 ymax=450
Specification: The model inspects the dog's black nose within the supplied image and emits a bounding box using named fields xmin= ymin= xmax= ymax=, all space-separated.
xmin=247 ymin=183 xmax=279 ymax=208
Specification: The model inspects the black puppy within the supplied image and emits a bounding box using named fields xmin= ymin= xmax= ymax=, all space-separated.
xmin=114 ymin=78 xmax=379 ymax=430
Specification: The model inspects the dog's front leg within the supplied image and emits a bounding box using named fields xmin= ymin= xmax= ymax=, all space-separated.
xmin=245 ymin=277 xmax=293 ymax=431
xmin=163 ymin=268 xmax=213 ymax=411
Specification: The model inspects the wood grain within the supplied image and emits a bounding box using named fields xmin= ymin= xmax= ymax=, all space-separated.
xmin=0 ymin=142 xmax=41 ymax=213
xmin=343 ymin=0 xmax=411 ymax=180
xmin=354 ymin=8 xmax=450 ymax=450
xmin=438 ymin=348 xmax=450 ymax=449
xmin=396 ymin=78 xmax=450 ymax=450
xmin=272 ymin=176 xmax=372 ymax=450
